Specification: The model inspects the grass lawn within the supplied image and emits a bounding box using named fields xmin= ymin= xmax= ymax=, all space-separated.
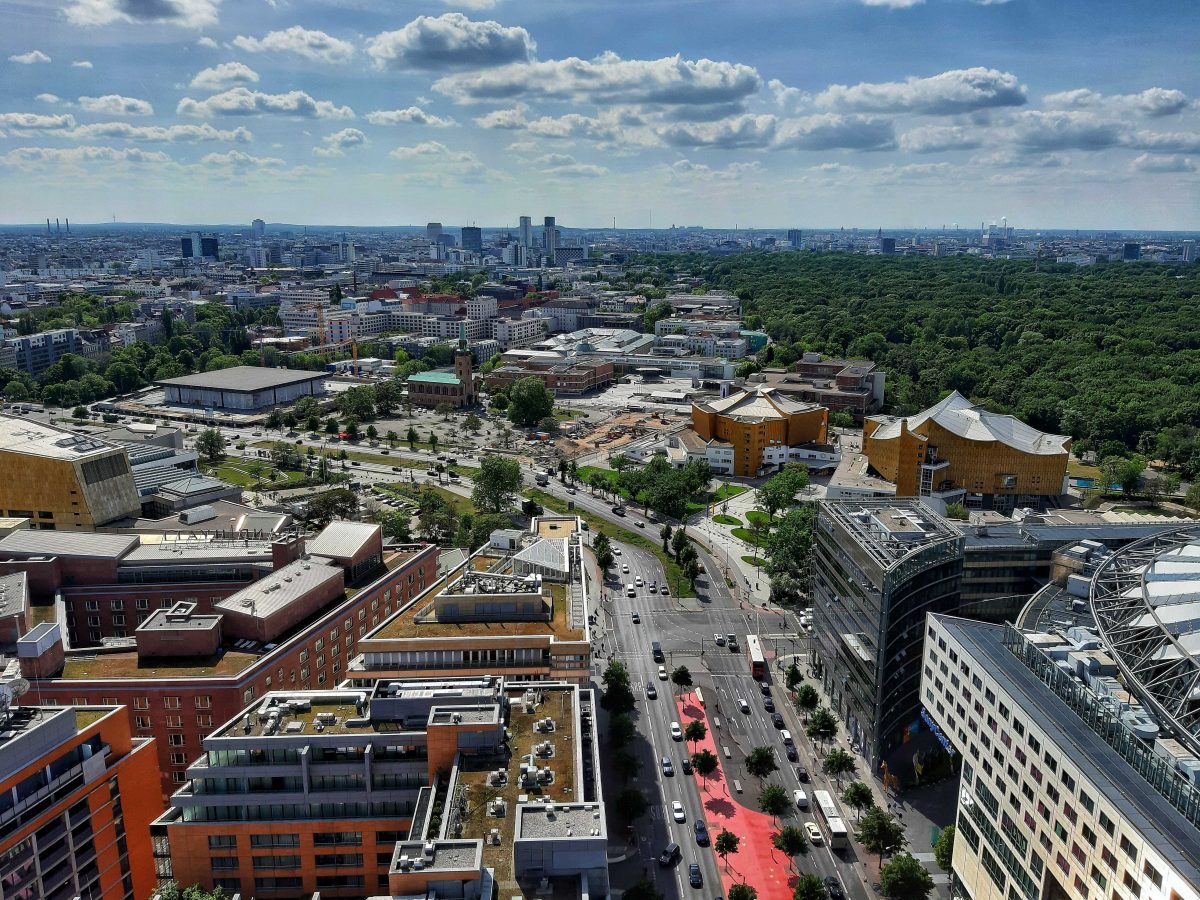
xmin=712 ymin=483 xmax=747 ymax=502
xmin=745 ymin=510 xmax=772 ymax=527
xmin=202 ymin=460 xmax=306 ymax=490
xmin=713 ymin=514 xmax=742 ymax=526
xmin=30 ymin=604 xmax=56 ymax=625
xmin=731 ymin=527 xmax=768 ymax=548
xmin=525 ymin=488 xmax=695 ymax=598
xmin=1112 ymin=505 xmax=1196 ymax=518
xmin=1068 ymin=458 xmax=1101 ymax=478
xmin=380 ymin=482 xmax=476 ymax=516
xmin=742 ymin=555 xmax=767 ymax=567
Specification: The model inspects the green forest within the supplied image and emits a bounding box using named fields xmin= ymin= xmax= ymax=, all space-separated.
xmin=648 ymin=252 xmax=1200 ymax=476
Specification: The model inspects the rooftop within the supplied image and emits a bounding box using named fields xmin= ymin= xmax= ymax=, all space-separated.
xmin=516 ymin=802 xmax=605 ymax=840
xmin=0 ymin=414 xmax=126 ymax=461
xmin=697 ymin=384 xmax=822 ymax=421
xmin=390 ymin=840 xmax=482 ymax=876
xmin=867 ymin=390 xmax=1070 ymax=455
xmin=216 ymin=691 xmax=374 ymax=738
xmin=822 ymin=498 xmax=962 ymax=569
xmin=374 ymin=580 xmax=580 ymax=642
xmin=0 ymin=572 xmax=28 ymax=618
xmin=0 ymin=529 xmax=139 ymax=560
xmin=306 ymin=520 xmax=382 ymax=560
xmin=213 ymin=557 xmax=344 ymax=620
xmin=156 ymin=366 xmax=326 ymax=392
xmin=408 ymin=371 xmax=463 ymax=384
xmin=61 ymin=648 xmax=259 ymax=680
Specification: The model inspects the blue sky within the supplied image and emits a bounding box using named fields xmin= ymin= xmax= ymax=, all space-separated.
xmin=1 ymin=0 xmax=1197 ymax=229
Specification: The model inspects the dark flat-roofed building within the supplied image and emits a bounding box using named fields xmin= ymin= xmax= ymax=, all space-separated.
xmin=157 ymin=366 xmax=325 ymax=412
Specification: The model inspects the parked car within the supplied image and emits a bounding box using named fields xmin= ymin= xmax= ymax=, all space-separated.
xmin=771 ymin=713 xmax=785 ymax=728
xmin=763 ymin=698 xmax=776 ymax=713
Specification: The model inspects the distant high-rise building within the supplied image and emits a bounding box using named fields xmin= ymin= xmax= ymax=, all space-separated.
xmin=1123 ymin=242 xmax=1142 ymax=261
xmin=543 ymin=216 xmax=558 ymax=253
xmin=1181 ymin=240 xmax=1195 ymax=263
xmin=787 ymin=228 xmax=802 ymax=249
xmin=247 ymin=244 xmax=269 ymax=268
xmin=200 ymin=235 xmax=219 ymax=259
xmin=251 ymin=217 xmax=265 ymax=239
xmin=461 ymin=226 xmax=483 ymax=254
xmin=519 ymin=215 xmax=532 ymax=247
xmin=181 ymin=232 xmax=201 ymax=258
xmin=426 ymin=222 xmax=443 ymax=242
xmin=880 ymin=237 xmax=897 ymax=255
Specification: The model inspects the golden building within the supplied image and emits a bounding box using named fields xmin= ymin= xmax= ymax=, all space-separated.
xmin=863 ymin=391 xmax=1070 ymax=512
xmin=0 ymin=415 xmax=141 ymax=528
xmin=690 ymin=385 xmax=830 ymax=477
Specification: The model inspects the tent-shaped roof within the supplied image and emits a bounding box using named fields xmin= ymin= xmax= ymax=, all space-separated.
xmin=868 ymin=391 xmax=1069 ymax=455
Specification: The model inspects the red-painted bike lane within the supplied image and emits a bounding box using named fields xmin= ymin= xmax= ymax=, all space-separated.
xmin=675 ymin=692 xmax=801 ymax=900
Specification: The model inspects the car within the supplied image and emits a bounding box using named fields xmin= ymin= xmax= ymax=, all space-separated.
xmin=660 ymin=584 xmax=670 ymax=595
xmin=622 ymin=563 xmax=630 ymax=573
xmin=681 ymin=758 xmax=692 ymax=775
xmin=613 ymin=547 xmax=622 ymax=556
xmin=760 ymin=682 xmax=771 ymax=696
xmin=351 ymin=460 xmax=361 ymax=466
xmin=658 ymin=665 xmax=669 ymax=681
xmin=646 ymin=683 xmax=657 ymax=699
xmin=649 ymin=581 xmax=657 ymax=591
xmin=380 ymin=448 xmax=389 ymax=454
xmin=785 ymin=745 xmax=798 ymax=762
xmin=612 ymin=506 xmax=626 ymax=517
xmin=662 ymin=757 xmax=674 ymax=777
xmin=635 ymin=521 xmax=645 ymax=528
xmin=737 ymin=698 xmax=750 ymax=714
xmin=763 ymin=698 xmax=776 ymax=713
xmin=771 ymin=713 xmax=785 ymax=728
xmin=688 ymin=863 xmax=703 ymax=887
xmin=672 ymin=801 xmax=686 ymax=822
xmin=804 ymin=822 xmax=823 ymax=844
xmin=658 ymin=842 xmax=681 ymax=866
xmin=796 ymin=765 xmax=810 ymax=782
xmin=635 ymin=576 xmax=643 ymax=587
xmin=566 ymin=487 xmax=576 ymax=494
xmin=824 ymin=876 xmax=846 ymax=900
xmin=631 ymin=612 xmax=641 ymax=624
xmin=713 ymin=633 xmax=725 ymax=646
xmin=693 ymin=819 xmax=709 ymax=845
xmin=670 ymin=721 xmax=682 ymax=741
xmin=391 ymin=466 xmax=402 ymax=472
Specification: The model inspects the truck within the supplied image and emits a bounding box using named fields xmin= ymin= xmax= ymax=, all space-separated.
xmin=535 ymin=473 xmax=549 ymax=486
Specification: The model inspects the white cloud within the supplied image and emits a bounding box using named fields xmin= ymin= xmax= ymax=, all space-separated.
xmin=190 ymin=62 xmax=260 ymax=90
xmin=0 ymin=112 xmax=77 ymax=130
xmin=816 ymin=68 xmax=1026 ymax=115
xmin=664 ymin=159 xmax=763 ymax=181
xmin=196 ymin=36 xmax=218 ymax=48
xmin=1009 ymin=110 xmax=1125 ymax=151
xmin=72 ymin=60 xmax=93 ymax=69
xmin=233 ymin=26 xmax=355 ymax=64
xmin=388 ymin=140 xmax=495 ymax=178
xmin=1043 ymin=86 xmax=1189 ymax=117
xmin=9 ymin=50 xmax=51 ymax=64
xmin=314 ymin=127 xmax=368 ymax=157
xmin=436 ymin=52 xmax=762 ymax=111
xmin=1130 ymin=153 xmax=1196 ymax=173
xmin=199 ymin=149 xmax=284 ymax=168
xmin=1129 ymin=131 xmax=1200 ymax=154
xmin=35 ymin=93 xmax=61 ymax=104
xmin=63 ymin=0 xmax=221 ymax=28
xmin=58 ymin=121 xmax=252 ymax=143
xmin=767 ymin=79 xmax=809 ymax=112
xmin=178 ymin=87 xmax=354 ymax=119
xmin=774 ymin=114 xmax=897 ymax=151
xmin=898 ymin=124 xmax=983 ymax=153
xmin=368 ymin=13 xmax=534 ymax=71
xmin=663 ymin=114 xmax=776 ymax=149
xmin=366 ymin=106 xmax=457 ymax=127
xmin=473 ymin=106 xmax=527 ymax=129
xmin=0 ymin=145 xmax=171 ymax=171
xmin=534 ymin=152 xmax=608 ymax=177
xmin=79 ymin=94 xmax=154 ymax=116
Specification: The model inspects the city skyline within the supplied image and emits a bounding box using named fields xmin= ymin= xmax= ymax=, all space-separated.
xmin=1 ymin=0 xmax=1198 ymax=228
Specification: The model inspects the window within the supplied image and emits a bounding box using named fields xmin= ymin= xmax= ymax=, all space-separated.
xmin=210 ymin=857 xmax=238 ymax=870
xmin=315 ymin=832 xmax=362 ymax=846
xmin=1143 ymin=862 xmax=1162 ymax=888
xmin=170 ymin=753 xmax=187 ymax=766
xmin=166 ymin=715 xmax=182 ymax=728
xmin=1079 ymin=791 xmax=1095 ymax=814
xmin=136 ymin=598 xmax=149 ymax=610
xmin=196 ymin=715 xmax=213 ymax=728
xmin=135 ymin=716 xmax=151 ymax=729
xmin=1119 ymin=835 xmax=1137 ymax=861
xmin=111 ymin=614 xmax=125 ymax=626
xmin=194 ymin=696 xmax=211 ymax=709
xmin=168 ymin=734 xmax=185 ymax=746
xmin=84 ymin=600 xmax=99 ymax=611
xmin=1098 ymin=812 xmax=1114 ymax=837
xmin=163 ymin=696 xmax=181 ymax=709
xmin=171 ymin=771 xmax=186 ymax=784
xmin=251 ymin=834 xmax=300 ymax=848
xmin=209 ymin=835 xmax=237 ymax=849
xmin=110 ymin=600 xmax=124 ymax=611
xmin=254 ymin=877 xmax=302 ymax=891
xmin=1123 ymin=870 xmax=1142 ymax=897
xmin=253 ymin=855 xmax=300 ymax=869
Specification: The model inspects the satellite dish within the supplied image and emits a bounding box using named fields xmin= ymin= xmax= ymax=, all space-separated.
xmin=8 ymin=678 xmax=29 ymax=698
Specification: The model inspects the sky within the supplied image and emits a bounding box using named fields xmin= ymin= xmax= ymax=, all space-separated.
xmin=1 ymin=0 xmax=1198 ymax=229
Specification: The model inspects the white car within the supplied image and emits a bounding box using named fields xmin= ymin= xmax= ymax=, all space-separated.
xmin=804 ymin=822 xmax=823 ymax=844
xmin=737 ymin=698 xmax=750 ymax=714
xmin=672 ymin=801 xmax=686 ymax=822
xmin=635 ymin=576 xmax=643 ymax=587
xmin=622 ymin=564 xmax=630 ymax=573
xmin=658 ymin=665 xmax=668 ymax=681
xmin=613 ymin=548 xmax=622 ymax=556
xmin=670 ymin=721 xmax=682 ymax=741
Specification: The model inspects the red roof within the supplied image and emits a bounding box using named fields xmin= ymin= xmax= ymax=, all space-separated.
xmin=369 ymin=287 xmax=398 ymax=300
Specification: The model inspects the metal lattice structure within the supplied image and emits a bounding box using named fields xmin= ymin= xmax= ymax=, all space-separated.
xmin=1090 ymin=525 xmax=1200 ymax=758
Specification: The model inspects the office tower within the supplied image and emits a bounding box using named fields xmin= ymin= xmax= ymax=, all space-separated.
xmin=200 ymin=235 xmax=219 ymax=260
xmin=787 ymin=228 xmax=802 ymax=249
xmin=0 ymin=690 xmax=163 ymax=900
xmin=1181 ymin=239 xmax=1195 ymax=263
xmin=436 ymin=233 xmax=456 ymax=250
xmin=811 ymin=499 xmax=963 ymax=769
xmin=180 ymin=232 xmax=201 ymax=258
xmin=519 ymin=215 xmax=532 ymax=248
xmin=1123 ymin=242 xmax=1141 ymax=261
xmin=880 ymin=236 xmax=897 ymax=255
xmin=247 ymin=245 xmax=269 ymax=268
xmin=251 ymin=218 xmax=265 ymax=239
xmin=426 ymin=222 xmax=443 ymax=242
xmin=337 ymin=235 xmax=355 ymax=263
xmin=461 ymin=226 xmax=482 ymax=254
xmin=543 ymin=216 xmax=557 ymax=253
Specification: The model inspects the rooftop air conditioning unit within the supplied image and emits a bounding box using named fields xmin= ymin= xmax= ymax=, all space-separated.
xmin=423 ymin=841 xmax=436 ymax=857
xmin=397 ymin=855 xmax=411 ymax=869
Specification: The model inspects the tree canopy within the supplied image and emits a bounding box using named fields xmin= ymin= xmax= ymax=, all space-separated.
xmin=470 ymin=454 xmax=523 ymax=513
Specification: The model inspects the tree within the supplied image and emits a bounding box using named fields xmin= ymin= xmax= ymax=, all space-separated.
xmin=932 ymin=824 xmax=955 ymax=871
xmin=944 ymin=502 xmax=968 ymax=520
xmin=684 ymin=719 xmax=707 ymax=750
xmin=306 ymin=415 xmax=321 ymax=433
xmin=692 ymin=749 xmax=718 ymax=791
xmin=366 ymin=424 xmax=379 ymax=441
xmin=613 ymin=748 xmax=640 ymax=780
xmin=715 ymin=829 xmax=740 ymax=870
xmin=670 ymin=665 xmax=693 ymax=695
xmin=196 ymin=428 xmax=226 ymax=462
xmin=265 ymin=409 xmax=283 ymax=431
xmin=608 ymin=712 xmax=636 ymax=747
xmin=386 ymin=429 xmax=399 ymax=448
xmin=406 ymin=426 xmax=419 ymax=450
xmin=337 ymin=385 xmax=376 ymax=422
xmin=282 ymin=411 xmax=298 ymax=430
xmin=842 ymin=782 xmax=875 ymax=820
xmin=537 ymin=415 xmax=561 ymax=436
xmin=643 ymin=300 xmax=673 ymax=332
xmin=795 ymin=684 xmax=819 ymax=717
xmin=660 ymin=522 xmax=672 ymax=552
xmin=683 ymin=557 xmax=700 ymax=588
xmin=72 ymin=405 xmax=88 ymax=419
xmin=300 ymin=489 xmax=358 ymax=529
xmin=746 ymin=746 xmax=778 ymax=781
xmin=622 ymin=879 xmax=663 ymax=900
xmin=671 ymin=527 xmax=689 ymax=561
xmin=521 ymin=498 xmax=542 ymax=518
xmin=880 ymin=854 xmax=935 ymax=899
xmin=857 ymin=806 xmax=908 ymax=863
xmin=343 ymin=418 xmax=360 ymax=439
xmin=806 ymin=706 xmax=838 ymax=741
xmin=506 ymin=376 xmax=554 ymax=427
xmin=759 ymin=783 xmax=790 ymax=823
xmin=435 ymin=401 xmax=454 ymax=420
xmin=600 ymin=660 xmax=635 ymax=714
xmin=615 ymin=786 xmax=648 ymax=822
xmin=785 ymin=663 xmax=803 ymax=691
xmin=464 ymin=413 xmax=482 ymax=434
xmin=1186 ymin=482 xmax=1200 ymax=512
xmin=792 ymin=874 xmax=828 ymax=900
xmin=324 ymin=417 xmax=340 ymax=434
xmin=429 ymin=431 xmax=439 ymax=453
xmin=772 ymin=825 xmax=809 ymax=868
xmin=153 ymin=885 xmax=228 ymax=900
xmin=756 ymin=464 xmax=810 ymax=521
xmin=377 ymin=509 xmax=412 ymax=542
xmin=823 ymin=748 xmax=856 ymax=785
xmin=729 ymin=885 xmax=758 ymax=900
xmin=471 ymin=455 xmax=523 ymax=513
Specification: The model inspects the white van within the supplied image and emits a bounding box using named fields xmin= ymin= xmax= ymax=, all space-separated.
xmin=793 ymin=789 xmax=809 ymax=810
xmin=781 ymin=730 xmax=794 ymax=746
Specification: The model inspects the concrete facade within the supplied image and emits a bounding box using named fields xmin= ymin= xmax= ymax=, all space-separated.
xmin=157 ymin=367 xmax=326 ymax=412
